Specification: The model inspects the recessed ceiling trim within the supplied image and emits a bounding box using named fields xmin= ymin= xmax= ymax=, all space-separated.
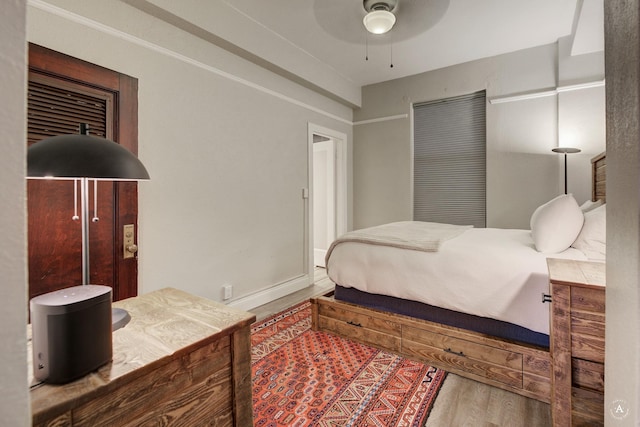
xmin=488 ymin=79 xmax=605 ymax=104
xmin=353 ymin=113 xmax=408 ymax=126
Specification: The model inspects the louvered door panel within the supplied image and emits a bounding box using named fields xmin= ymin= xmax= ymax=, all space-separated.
xmin=27 ymin=74 xmax=111 ymax=144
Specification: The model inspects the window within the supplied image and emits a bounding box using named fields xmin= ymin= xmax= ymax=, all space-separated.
xmin=413 ymin=91 xmax=486 ymax=227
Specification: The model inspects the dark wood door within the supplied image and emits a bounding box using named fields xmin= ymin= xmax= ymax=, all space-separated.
xmin=27 ymin=44 xmax=140 ymax=302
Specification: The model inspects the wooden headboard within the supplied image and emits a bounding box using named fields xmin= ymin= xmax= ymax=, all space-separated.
xmin=591 ymin=152 xmax=606 ymax=202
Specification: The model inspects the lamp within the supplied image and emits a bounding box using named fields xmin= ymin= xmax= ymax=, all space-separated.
xmin=552 ymin=147 xmax=581 ymax=194
xmin=27 ymin=124 xmax=149 ymax=330
xmin=363 ymin=10 xmax=396 ymax=34
xmin=363 ymin=0 xmax=397 ymax=34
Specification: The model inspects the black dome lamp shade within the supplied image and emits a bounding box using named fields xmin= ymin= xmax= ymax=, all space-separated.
xmin=27 ymin=124 xmax=149 ymax=331
xmin=27 ymin=133 xmax=150 ymax=180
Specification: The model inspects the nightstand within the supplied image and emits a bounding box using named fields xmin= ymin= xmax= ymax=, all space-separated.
xmin=547 ymin=258 xmax=605 ymax=426
xmin=30 ymin=288 xmax=255 ymax=426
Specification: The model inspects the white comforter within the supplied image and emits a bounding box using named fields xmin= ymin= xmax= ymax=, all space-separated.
xmin=326 ymin=221 xmax=472 ymax=256
xmin=326 ymin=226 xmax=588 ymax=335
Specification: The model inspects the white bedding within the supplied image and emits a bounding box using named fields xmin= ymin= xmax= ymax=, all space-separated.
xmin=326 ymin=221 xmax=472 ymax=255
xmin=326 ymin=227 xmax=589 ymax=335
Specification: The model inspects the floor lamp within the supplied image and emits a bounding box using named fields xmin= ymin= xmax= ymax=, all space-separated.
xmin=552 ymin=147 xmax=581 ymax=194
xmin=27 ymin=124 xmax=149 ymax=331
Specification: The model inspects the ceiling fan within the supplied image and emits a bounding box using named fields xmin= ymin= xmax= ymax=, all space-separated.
xmin=313 ymin=0 xmax=450 ymax=45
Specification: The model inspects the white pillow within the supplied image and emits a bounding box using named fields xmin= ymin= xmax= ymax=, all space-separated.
xmin=572 ymin=204 xmax=606 ymax=261
xmin=530 ymin=194 xmax=584 ymax=253
xmin=579 ymin=199 xmax=604 ymax=213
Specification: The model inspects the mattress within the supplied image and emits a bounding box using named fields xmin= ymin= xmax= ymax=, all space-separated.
xmin=326 ymin=226 xmax=588 ymax=336
xmin=333 ymin=284 xmax=550 ymax=347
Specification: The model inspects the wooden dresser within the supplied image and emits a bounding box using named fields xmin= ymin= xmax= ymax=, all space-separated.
xmin=548 ymin=258 xmax=606 ymax=426
xmin=30 ymin=287 xmax=255 ymax=426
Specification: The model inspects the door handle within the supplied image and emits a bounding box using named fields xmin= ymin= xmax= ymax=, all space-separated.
xmin=123 ymin=224 xmax=136 ymax=259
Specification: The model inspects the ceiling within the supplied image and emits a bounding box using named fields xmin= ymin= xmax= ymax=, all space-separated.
xmin=128 ymin=0 xmax=603 ymax=107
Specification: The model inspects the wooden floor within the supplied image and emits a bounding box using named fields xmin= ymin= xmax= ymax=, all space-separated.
xmin=425 ymin=374 xmax=551 ymax=426
xmin=250 ymin=267 xmax=334 ymax=322
xmin=250 ymin=268 xmax=552 ymax=426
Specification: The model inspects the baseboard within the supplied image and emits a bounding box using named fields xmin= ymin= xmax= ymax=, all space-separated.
xmin=226 ymin=274 xmax=311 ymax=311
xmin=314 ymin=248 xmax=327 ymax=268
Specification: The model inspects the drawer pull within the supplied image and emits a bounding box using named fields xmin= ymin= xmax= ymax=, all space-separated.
xmin=444 ymin=347 xmax=466 ymax=358
xmin=347 ymin=321 xmax=362 ymax=327
xmin=542 ymin=293 xmax=552 ymax=303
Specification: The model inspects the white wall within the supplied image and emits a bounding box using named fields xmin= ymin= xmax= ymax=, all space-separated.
xmin=557 ymin=34 xmax=606 ymax=204
xmin=27 ymin=0 xmax=353 ymax=306
xmin=0 ymin=1 xmax=29 ymax=424
xmin=354 ymin=42 xmax=605 ymax=230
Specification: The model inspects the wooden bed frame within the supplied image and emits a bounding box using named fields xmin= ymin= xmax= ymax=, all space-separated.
xmin=311 ymin=152 xmax=606 ymax=404
xmin=592 ymin=151 xmax=606 ymax=202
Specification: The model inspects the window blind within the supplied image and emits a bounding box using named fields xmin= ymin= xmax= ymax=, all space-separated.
xmin=413 ymin=91 xmax=486 ymax=227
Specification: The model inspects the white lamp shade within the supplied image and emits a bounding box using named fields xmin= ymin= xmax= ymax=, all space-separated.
xmin=363 ymin=10 xmax=396 ymax=34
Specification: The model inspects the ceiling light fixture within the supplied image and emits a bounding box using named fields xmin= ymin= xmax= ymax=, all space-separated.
xmin=363 ymin=10 xmax=396 ymax=34
xmin=363 ymin=0 xmax=397 ymax=35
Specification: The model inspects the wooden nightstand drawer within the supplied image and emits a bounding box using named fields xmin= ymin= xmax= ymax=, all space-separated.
xmin=571 ymin=386 xmax=605 ymax=426
xmin=573 ymin=358 xmax=604 ymax=390
xmin=570 ymin=297 xmax=605 ymax=363
xmin=571 ymin=286 xmax=605 ymax=312
xmin=571 ymin=331 xmax=605 ymax=363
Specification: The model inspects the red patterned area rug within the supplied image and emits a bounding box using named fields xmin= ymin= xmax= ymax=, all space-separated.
xmin=251 ymin=300 xmax=447 ymax=426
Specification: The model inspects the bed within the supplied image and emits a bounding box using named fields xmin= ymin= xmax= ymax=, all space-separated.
xmin=311 ymin=152 xmax=606 ymax=402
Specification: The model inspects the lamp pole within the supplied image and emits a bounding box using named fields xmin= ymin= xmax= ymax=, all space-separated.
xmin=552 ymin=147 xmax=581 ymax=194
xmin=79 ymin=123 xmax=92 ymax=285
xmin=81 ymin=177 xmax=91 ymax=284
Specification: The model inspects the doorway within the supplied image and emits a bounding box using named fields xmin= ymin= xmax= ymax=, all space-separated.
xmin=313 ymin=136 xmax=336 ymax=267
xmin=27 ymin=44 xmax=140 ymax=302
xmin=308 ymin=124 xmax=347 ymax=274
